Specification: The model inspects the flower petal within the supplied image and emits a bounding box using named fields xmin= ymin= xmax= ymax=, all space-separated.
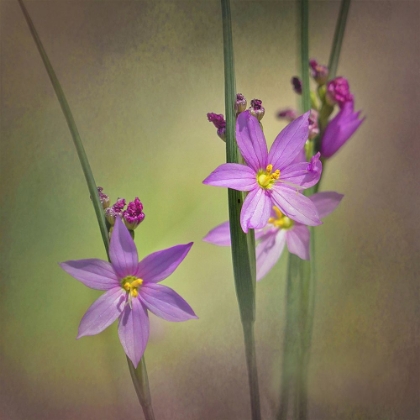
xmin=139 ymin=283 xmax=197 ymax=322
xmin=280 ymin=159 xmax=322 ymax=190
xmin=286 ymin=225 xmax=310 ymax=260
xmin=60 ymin=259 xmax=119 ymax=290
xmin=268 ymin=112 xmax=310 ymax=170
xmin=203 ymin=221 xmax=231 ymax=246
xmin=118 ymin=298 xmax=149 ymax=368
xmin=202 ymin=163 xmax=257 ymax=191
xmin=309 ymin=191 xmax=344 ymax=219
xmin=271 ymin=186 xmax=321 ymax=226
xmin=136 ymin=243 xmax=193 ymax=283
xmin=240 ymin=188 xmax=272 ymax=233
xmin=77 ymin=287 xmax=126 ymax=338
xmin=256 ymin=229 xmax=287 ymax=281
xmin=236 ymin=110 xmax=268 ymax=172
xmin=109 ymin=217 xmax=139 ymax=278
xmin=321 ymin=102 xmax=365 ymax=158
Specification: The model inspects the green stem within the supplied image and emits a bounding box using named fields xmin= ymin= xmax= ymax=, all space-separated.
xmin=17 ymin=0 xmax=109 ymax=257
xmin=300 ymin=0 xmax=311 ymax=114
xmin=127 ymin=357 xmax=156 ymax=420
xmin=328 ymin=0 xmax=351 ymax=80
xmin=221 ymin=1 xmax=261 ymax=419
xmin=18 ymin=1 xmax=155 ymax=418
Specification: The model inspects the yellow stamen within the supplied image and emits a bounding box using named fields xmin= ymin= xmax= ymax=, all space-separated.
xmin=121 ymin=275 xmax=144 ymax=298
xmin=257 ymin=164 xmax=281 ymax=189
xmin=268 ymin=206 xmax=294 ymax=229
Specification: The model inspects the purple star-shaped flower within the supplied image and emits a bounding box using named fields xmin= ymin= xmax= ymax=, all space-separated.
xmin=203 ymin=192 xmax=343 ymax=281
xmin=203 ymin=111 xmax=322 ymax=233
xmin=60 ymin=217 xmax=197 ymax=367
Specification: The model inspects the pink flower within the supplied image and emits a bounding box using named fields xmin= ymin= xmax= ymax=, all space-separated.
xmin=207 ymin=113 xmax=226 ymax=141
xmin=203 ymin=192 xmax=343 ymax=281
xmin=203 ymin=111 xmax=322 ymax=233
xmin=321 ymin=102 xmax=365 ymax=158
xmin=123 ymin=197 xmax=145 ymax=230
xmin=326 ymin=77 xmax=354 ymax=108
xmin=60 ymin=217 xmax=197 ymax=367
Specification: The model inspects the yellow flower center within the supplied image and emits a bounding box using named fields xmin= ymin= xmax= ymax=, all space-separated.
xmin=121 ymin=275 xmax=143 ymax=298
xmin=268 ymin=206 xmax=294 ymax=229
xmin=257 ymin=164 xmax=280 ymax=189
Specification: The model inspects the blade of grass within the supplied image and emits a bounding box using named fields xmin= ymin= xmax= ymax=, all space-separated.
xmin=221 ymin=1 xmax=261 ymax=419
xmin=328 ymin=0 xmax=352 ymax=80
xmin=17 ymin=0 xmax=108 ymax=256
xmin=18 ymin=1 xmax=155 ymax=418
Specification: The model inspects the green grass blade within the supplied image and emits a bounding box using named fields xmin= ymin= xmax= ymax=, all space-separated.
xmin=328 ymin=0 xmax=352 ymax=79
xmin=17 ymin=0 xmax=109 ymax=256
xmin=221 ymin=1 xmax=261 ymax=418
xmin=18 ymin=1 xmax=155 ymax=417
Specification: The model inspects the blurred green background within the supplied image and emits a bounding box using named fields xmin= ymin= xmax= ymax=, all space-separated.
xmin=1 ymin=1 xmax=419 ymax=419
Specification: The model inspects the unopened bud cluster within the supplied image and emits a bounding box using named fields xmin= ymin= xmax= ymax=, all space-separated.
xmin=276 ymin=58 xmax=363 ymax=159
xmin=95 ymin=187 xmax=145 ymax=232
xmin=207 ymin=93 xmax=267 ymax=141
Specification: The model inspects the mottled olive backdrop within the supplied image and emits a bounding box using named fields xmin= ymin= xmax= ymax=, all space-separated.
xmin=1 ymin=1 xmax=419 ymax=419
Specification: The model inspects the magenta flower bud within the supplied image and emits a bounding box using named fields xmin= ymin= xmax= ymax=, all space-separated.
xmin=96 ymin=186 xmax=110 ymax=209
xmin=277 ymin=108 xmax=298 ymax=122
xmin=320 ymin=102 xmax=365 ymax=158
xmin=308 ymin=109 xmax=320 ymax=139
xmin=235 ymin=93 xmax=247 ymax=114
xmin=207 ymin=112 xmax=226 ymax=141
xmin=105 ymin=198 xmax=126 ymax=225
xmin=309 ymin=59 xmax=329 ymax=85
xmin=326 ymin=77 xmax=354 ymax=108
xmin=249 ymin=99 xmax=265 ymax=121
xmin=291 ymin=77 xmax=302 ymax=95
xmin=123 ymin=197 xmax=145 ymax=230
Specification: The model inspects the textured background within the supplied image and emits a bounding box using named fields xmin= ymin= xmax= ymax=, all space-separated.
xmin=1 ymin=1 xmax=419 ymax=419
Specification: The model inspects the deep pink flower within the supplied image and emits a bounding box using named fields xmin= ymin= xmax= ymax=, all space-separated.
xmin=326 ymin=77 xmax=354 ymax=108
xmin=207 ymin=113 xmax=226 ymax=140
xmin=60 ymin=217 xmax=197 ymax=367
xmin=123 ymin=197 xmax=145 ymax=230
xmin=321 ymin=102 xmax=365 ymax=158
xmin=204 ymin=192 xmax=343 ymax=281
xmin=203 ymin=111 xmax=322 ymax=233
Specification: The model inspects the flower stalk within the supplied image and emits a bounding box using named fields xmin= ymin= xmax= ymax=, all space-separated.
xmin=278 ymin=0 xmax=352 ymax=418
xmin=328 ymin=0 xmax=352 ymax=80
xmin=17 ymin=1 xmax=156 ymax=417
xmin=221 ymin=0 xmax=261 ymax=419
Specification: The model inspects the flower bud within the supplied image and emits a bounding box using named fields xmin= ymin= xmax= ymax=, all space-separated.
xmin=92 ymin=186 xmax=110 ymax=209
xmin=249 ymin=99 xmax=265 ymax=121
xmin=105 ymin=198 xmax=126 ymax=225
xmin=207 ymin=112 xmax=226 ymax=141
xmin=309 ymin=59 xmax=329 ymax=85
xmin=308 ymin=109 xmax=320 ymax=139
xmin=291 ymin=77 xmax=302 ymax=95
xmin=235 ymin=93 xmax=247 ymax=114
xmin=123 ymin=197 xmax=145 ymax=230
xmin=277 ymin=108 xmax=298 ymax=122
xmin=326 ymin=77 xmax=353 ymax=108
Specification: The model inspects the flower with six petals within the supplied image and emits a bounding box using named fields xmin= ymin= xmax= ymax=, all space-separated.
xmin=60 ymin=217 xmax=197 ymax=367
xmin=203 ymin=111 xmax=322 ymax=233
xmin=203 ymin=192 xmax=343 ymax=281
